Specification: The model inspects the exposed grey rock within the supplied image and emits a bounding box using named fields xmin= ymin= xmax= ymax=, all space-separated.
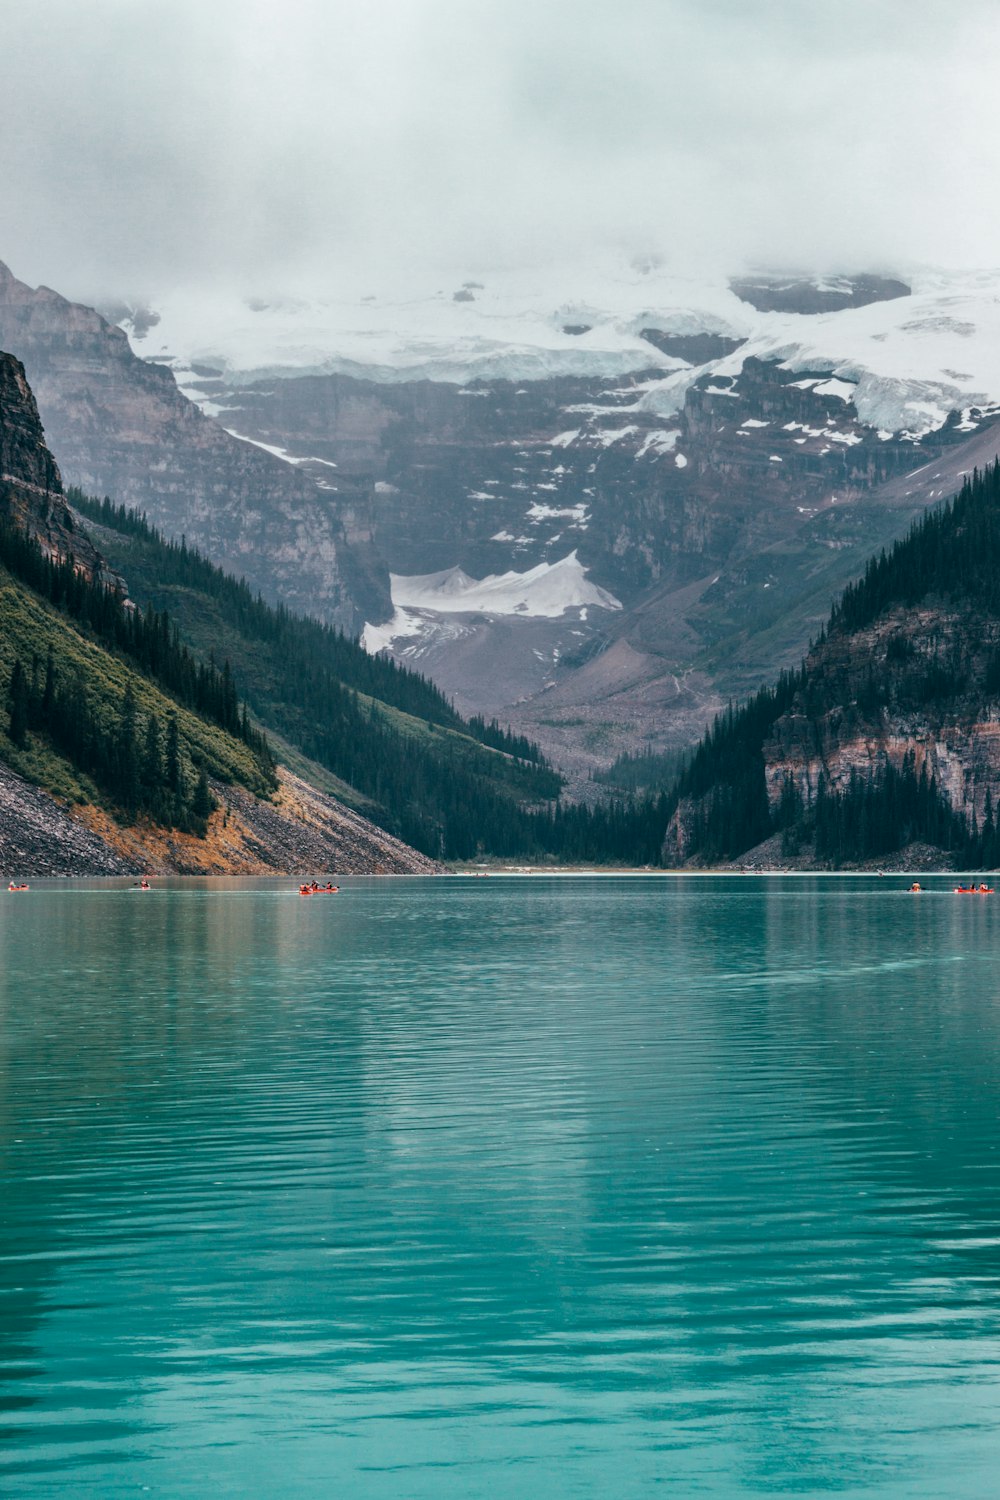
xmin=0 ymin=762 xmax=135 ymax=876
xmin=0 ymin=262 xmax=389 ymax=631
xmin=729 ymin=274 xmax=911 ymax=315
xmin=216 ymin=770 xmax=441 ymax=876
xmin=0 ymin=349 xmax=113 ymax=583
xmin=202 ymin=351 xmax=1000 ymax=772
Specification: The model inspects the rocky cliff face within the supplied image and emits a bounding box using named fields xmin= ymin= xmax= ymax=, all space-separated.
xmin=661 ymin=508 xmax=1000 ymax=869
xmin=762 ymin=607 xmax=1000 ymax=828
xmin=0 ymin=350 xmax=60 ymax=493
xmin=0 ymin=263 xmax=389 ymax=630
xmin=0 ymin=350 xmax=108 ymax=581
xmin=185 ymin=338 xmax=975 ymax=610
xmin=729 ymin=274 xmax=911 ymax=315
xmin=189 ymin=348 xmax=1000 ymax=774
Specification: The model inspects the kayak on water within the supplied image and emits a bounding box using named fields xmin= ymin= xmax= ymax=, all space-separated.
xmin=299 ymin=882 xmax=340 ymax=895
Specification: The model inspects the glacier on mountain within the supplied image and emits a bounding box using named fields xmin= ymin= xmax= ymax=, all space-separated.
xmin=361 ymin=552 xmax=621 ymax=656
xmin=392 ymin=552 xmax=621 ymax=618
xmin=124 ymin=262 xmax=1000 ymax=438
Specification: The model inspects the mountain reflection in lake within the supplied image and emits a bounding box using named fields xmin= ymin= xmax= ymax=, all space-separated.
xmin=2 ymin=875 xmax=1000 ymax=1498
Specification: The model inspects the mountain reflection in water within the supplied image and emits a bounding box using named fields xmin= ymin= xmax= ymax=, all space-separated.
xmin=2 ymin=875 xmax=1000 ymax=1498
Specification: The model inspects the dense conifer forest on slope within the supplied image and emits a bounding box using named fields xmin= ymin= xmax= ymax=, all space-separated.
xmin=666 ymin=462 xmax=1000 ymax=867
xmin=20 ymin=463 xmax=1000 ymax=867
xmin=71 ymin=493 xmax=536 ymax=748
xmin=593 ymin=746 xmax=691 ymax=795
xmin=68 ymin=493 xmax=668 ymax=862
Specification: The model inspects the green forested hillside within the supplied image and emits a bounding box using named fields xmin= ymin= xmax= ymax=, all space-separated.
xmin=69 ymin=493 xmax=680 ymax=863
xmin=663 ymin=462 xmax=1000 ymax=867
xmin=0 ymin=555 xmax=274 ymax=835
xmin=70 ymin=492 xmax=577 ymax=859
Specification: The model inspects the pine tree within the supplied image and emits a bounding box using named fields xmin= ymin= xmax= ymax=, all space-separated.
xmin=191 ymin=767 xmax=214 ymax=823
xmin=7 ymin=659 xmax=29 ymax=747
xmin=116 ymin=684 xmax=140 ymax=815
xmin=141 ymin=714 xmax=163 ymax=800
xmin=165 ymin=713 xmax=182 ymax=802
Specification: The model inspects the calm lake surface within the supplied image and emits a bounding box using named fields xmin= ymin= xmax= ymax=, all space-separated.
xmin=2 ymin=874 xmax=1000 ymax=1496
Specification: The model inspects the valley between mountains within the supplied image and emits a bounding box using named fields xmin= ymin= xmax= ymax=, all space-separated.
xmin=6 ymin=256 xmax=1000 ymax=871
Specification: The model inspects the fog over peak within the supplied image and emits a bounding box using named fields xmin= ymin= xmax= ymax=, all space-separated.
xmin=1 ymin=0 xmax=997 ymax=306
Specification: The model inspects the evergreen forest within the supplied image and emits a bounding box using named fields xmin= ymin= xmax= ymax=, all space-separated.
xmin=32 ymin=493 xmax=669 ymax=862
xmin=665 ymin=461 xmax=1000 ymax=867
xmin=19 ymin=456 xmax=1000 ymax=868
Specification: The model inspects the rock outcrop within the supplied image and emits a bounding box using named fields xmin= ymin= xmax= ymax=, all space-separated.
xmin=729 ymin=273 xmax=911 ymax=315
xmin=0 ymin=351 xmax=108 ymax=581
xmin=762 ymin=607 xmax=1000 ymax=829
xmin=0 ymin=263 xmax=389 ymax=630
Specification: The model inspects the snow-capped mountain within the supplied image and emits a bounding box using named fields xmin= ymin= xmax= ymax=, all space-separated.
xmin=130 ymin=262 xmax=1000 ymax=439
xmin=90 ymin=261 xmax=1000 ymax=774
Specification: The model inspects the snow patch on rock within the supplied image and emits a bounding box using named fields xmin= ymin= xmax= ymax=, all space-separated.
xmin=390 ymin=552 xmax=621 ymax=619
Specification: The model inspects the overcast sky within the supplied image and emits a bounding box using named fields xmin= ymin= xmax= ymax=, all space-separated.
xmin=1 ymin=0 xmax=998 ymax=302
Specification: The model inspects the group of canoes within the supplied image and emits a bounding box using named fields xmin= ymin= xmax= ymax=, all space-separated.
xmin=908 ymin=882 xmax=995 ymax=893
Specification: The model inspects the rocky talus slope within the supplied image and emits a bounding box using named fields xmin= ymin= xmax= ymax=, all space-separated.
xmin=0 ymin=762 xmax=438 ymax=877
xmin=0 ymin=760 xmax=132 ymax=875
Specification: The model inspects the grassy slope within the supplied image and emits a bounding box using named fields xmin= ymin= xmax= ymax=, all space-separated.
xmin=0 ymin=562 xmax=272 ymax=810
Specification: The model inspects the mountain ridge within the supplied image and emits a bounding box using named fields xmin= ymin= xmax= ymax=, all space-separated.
xmin=11 ymin=255 xmax=1000 ymax=782
xmin=0 ymin=348 xmax=440 ymax=874
xmin=0 ymin=261 xmax=390 ymax=631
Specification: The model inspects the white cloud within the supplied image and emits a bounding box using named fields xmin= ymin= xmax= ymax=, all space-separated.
xmin=1 ymin=0 xmax=998 ymax=301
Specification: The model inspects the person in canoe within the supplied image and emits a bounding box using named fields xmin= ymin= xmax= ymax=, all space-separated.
xmin=909 ymin=882 xmax=923 ymax=892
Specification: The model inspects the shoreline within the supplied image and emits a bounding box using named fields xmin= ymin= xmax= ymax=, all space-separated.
xmin=3 ymin=867 xmax=989 ymax=884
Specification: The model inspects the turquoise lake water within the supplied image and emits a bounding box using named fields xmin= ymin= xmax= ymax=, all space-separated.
xmin=2 ymin=874 xmax=1000 ymax=1496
